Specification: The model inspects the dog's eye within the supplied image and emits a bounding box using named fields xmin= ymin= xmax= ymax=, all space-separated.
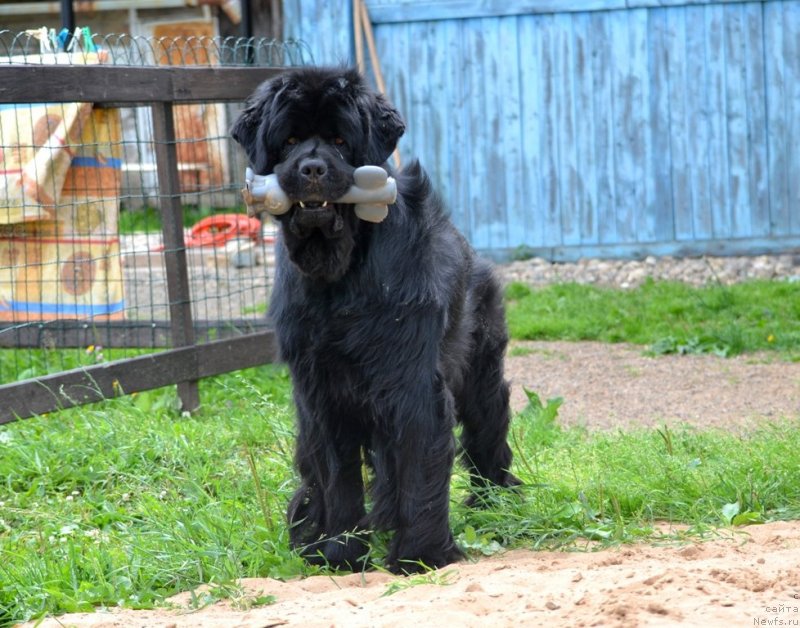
xmin=286 ymin=137 xmax=298 ymax=146
xmin=333 ymin=137 xmax=346 ymax=146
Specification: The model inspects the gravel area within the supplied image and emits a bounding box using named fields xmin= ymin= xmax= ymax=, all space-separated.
xmin=498 ymin=252 xmax=800 ymax=288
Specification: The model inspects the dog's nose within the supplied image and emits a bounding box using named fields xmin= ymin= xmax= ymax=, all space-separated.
xmin=299 ymin=158 xmax=328 ymax=181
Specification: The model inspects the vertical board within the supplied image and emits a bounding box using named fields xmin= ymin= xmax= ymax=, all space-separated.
xmin=538 ymin=14 xmax=564 ymax=247
xmin=282 ymin=0 xmax=800 ymax=259
xmin=666 ymin=7 xmax=692 ymax=241
xmin=572 ymin=12 xmax=599 ymax=245
xmin=555 ymin=12 xmax=580 ymax=247
xmin=767 ymin=1 xmax=800 ymax=235
xmin=705 ymin=3 xmax=732 ymax=238
xmin=610 ymin=10 xmax=637 ymax=243
xmin=590 ymin=10 xmax=618 ymax=246
xmin=723 ymin=3 xmax=750 ymax=237
xmin=743 ymin=3 xmax=770 ymax=237
xmin=517 ymin=15 xmax=544 ymax=249
xmin=463 ymin=19 xmax=490 ymax=250
xmin=647 ymin=9 xmax=675 ymax=244
xmin=496 ymin=16 xmax=524 ymax=249
xmin=282 ymin=0 xmax=353 ymax=64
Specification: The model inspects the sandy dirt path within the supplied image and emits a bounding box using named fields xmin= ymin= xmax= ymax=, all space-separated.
xmin=24 ymin=521 xmax=800 ymax=628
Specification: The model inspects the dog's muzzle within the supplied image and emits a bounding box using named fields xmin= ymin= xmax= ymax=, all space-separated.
xmin=293 ymin=202 xmax=340 ymax=228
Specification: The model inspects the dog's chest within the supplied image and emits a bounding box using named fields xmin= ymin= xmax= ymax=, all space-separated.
xmin=274 ymin=285 xmax=395 ymax=362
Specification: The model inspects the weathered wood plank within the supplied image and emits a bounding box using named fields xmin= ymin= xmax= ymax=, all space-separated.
xmin=590 ymin=10 xmax=617 ymax=246
xmin=743 ymin=3 xmax=770 ymax=237
xmin=764 ymin=2 xmax=789 ymax=236
xmin=364 ymin=0 xmax=778 ymax=24
xmin=0 ymin=66 xmax=283 ymax=104
xmin=723 ymin=3 xmax=750 ymax=237
xmin=497 ymin=17 xmax=528 ymax=249
xmin=517 ymin=15 xmax=544 ymax=249
xmin=464 ymin=19 xmax=490 ymax=250
xmin=0 ymin=331 xmax=278 ymax=424
xmin=485 ymin=16 xmax=513 ymax=250
xmin=0 ymin=320 xmax=271 ymax=349
xmin=453 ymin=19 xmax=478 ymax=244
xmin=684 ymin=4 xmax=713 ymax=239
xmin=555 ymin=12 xmax=580 ymax=247
xmin=151 ymin=101 xmax=199 ymax=412
xmin=647 ymin=8 xmax=675 ymax=244
xmin=666 ymin=6 xmax=693 ymax=241
xmin=538 ymin=14 xmax=564 ymax=247
xmin=628 ymin=9 xmax=652 ymax=243
xmin=428 ymin=20 xmax=458 ymax=232
xmin=475 ymin=235 xmax=800 ymax=263
xmin=783 ymin=2 xmax=800 ymax=235
xmin=610 ymin=10 xmax=637 ymax=243
xmin=407 ymin=20 xmax=434 ymax=189
xmin=441 ymin=19 xmax=471 ymax=239
xmin=572 ymin=12 xmax=598 ymax=245
xmin=706 ymin=3 xmax=732 ymax=238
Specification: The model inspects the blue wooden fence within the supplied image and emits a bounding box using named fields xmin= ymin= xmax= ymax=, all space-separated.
xmin=282 ymin=0 xmax=800 ymax=260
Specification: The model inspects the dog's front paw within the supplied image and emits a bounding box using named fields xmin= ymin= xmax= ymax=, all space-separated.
xmin=385 ymin=533 xmax=465 ymax=574
xmin=298 ymin=532 xmax=371 ymax=572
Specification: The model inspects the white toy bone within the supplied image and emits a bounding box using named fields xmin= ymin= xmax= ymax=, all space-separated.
xmin=242 ymin=165 xmax=397 ymax=223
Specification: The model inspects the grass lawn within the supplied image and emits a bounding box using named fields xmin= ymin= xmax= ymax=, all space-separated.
xmin=505 ymin=279 xmax=800 ymax=359
xmin=1 ymin=279 xmax=799 ymax=625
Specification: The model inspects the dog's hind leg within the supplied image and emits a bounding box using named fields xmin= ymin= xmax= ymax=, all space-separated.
xmin=457 ymin=267 xmax=522 ymax=496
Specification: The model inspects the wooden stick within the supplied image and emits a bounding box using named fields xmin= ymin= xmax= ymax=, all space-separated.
xmin=359 ymin=0 xmax=401 ymax=169
xmin=353 ymin=0 xmax=365 ymax=74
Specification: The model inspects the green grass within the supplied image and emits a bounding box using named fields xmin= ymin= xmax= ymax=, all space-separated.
xmin=505 ymin=279 xmax=800 ymax=359
xmin=118 ymin=205 xmax=229 ymax=234
xmin=1 ymin=368 xmax=799 ymax=626
xmin=2 ymin=278 xmax=799 ymax=624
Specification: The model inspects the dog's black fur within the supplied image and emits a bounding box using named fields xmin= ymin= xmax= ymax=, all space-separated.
xmin=231 ymin=67 xmax=520 ymax=573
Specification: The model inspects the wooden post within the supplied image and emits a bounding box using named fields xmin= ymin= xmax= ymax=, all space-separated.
xmin=150 ymin=101 xmax=200 ymax=413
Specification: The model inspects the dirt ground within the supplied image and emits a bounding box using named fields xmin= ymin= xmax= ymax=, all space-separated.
xmin=22 ymin=341 xmax=800 ymax=628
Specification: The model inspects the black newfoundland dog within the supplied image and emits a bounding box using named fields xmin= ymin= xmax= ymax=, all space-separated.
xmin=231 ymin=67 xmax=519 ymax=573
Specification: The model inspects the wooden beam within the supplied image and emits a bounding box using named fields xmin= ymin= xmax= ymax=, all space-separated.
xmin=0 ymin=331 xmax=279 ymax=424
xmin=362 ymin=0 xmax=779 ymax=24
xmin=0 ymin=320 xmax=271 ymax=349
xmin=0 ymin=66 xmax=283 ymax=104
xmin=151 ymin=100 xmax=200 ymax=412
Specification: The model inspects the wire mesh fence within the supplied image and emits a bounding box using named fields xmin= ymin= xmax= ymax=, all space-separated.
xmin=0 ymin=29 xmax=311 ymax=67
xmin=0 ymin=32 xmax=307 ymax=402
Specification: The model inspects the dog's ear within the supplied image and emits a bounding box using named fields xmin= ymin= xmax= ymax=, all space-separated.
xmin=230 ymin=79 xmax=284 ymax=174
xmin=366 ymin=93 xmax=405 ymax=165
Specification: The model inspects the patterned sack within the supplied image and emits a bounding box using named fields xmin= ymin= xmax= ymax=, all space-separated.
xmin=0 ymin=49 xmax=125 ymax=321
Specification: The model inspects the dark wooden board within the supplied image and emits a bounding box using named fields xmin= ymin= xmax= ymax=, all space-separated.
xmin=0 ymin=331 xmax=278 ymax=424
xmin=0 ymin=66 xmax=283 ymax=104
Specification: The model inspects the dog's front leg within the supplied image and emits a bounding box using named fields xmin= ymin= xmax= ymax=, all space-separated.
xmin=371 ymin=371 xmax=465 ymax=574
xmin=288 ymin=399 xmax=370 ymax=571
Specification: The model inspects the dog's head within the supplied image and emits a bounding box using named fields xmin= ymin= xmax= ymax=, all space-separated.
xmin=231 ymin=68 xmax=405 ymax=281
